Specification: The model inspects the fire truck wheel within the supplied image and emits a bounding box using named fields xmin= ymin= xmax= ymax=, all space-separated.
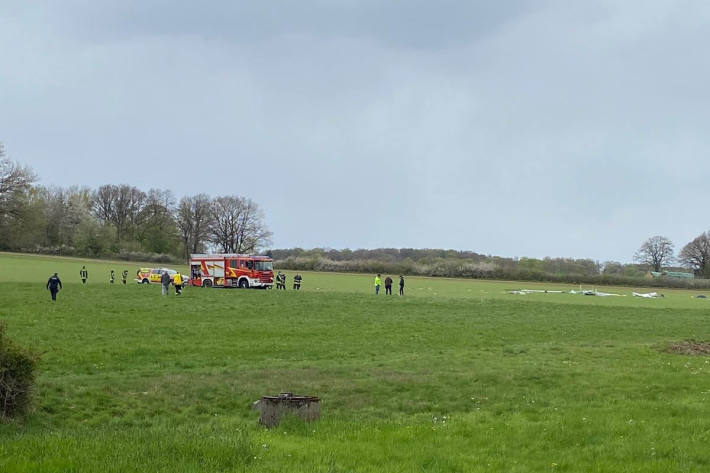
xmin=203 ymin=279 xmax=213 ymax=288
xmin=238 ymin=279 xmax=249 ymax=289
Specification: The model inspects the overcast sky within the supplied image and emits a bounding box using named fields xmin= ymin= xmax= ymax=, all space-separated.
xmin=2 ymin=1 xmax=709 ymax=262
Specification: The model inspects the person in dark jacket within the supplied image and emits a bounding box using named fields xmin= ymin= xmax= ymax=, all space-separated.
xmin=80 ymin=266 xmax=88 ymax=285
xmin=160 ymin=270 xmax=171 ymax=295
xmin=110 ymin=269 xmax=115 ymax=284
xmin=121 ymin=270 xmax=128 ymax=285
xmin=46 ymin=273 xmax=62 ymax=301
xmin=384 ymin=276 xmax=393 ymax=295
xmin=399 ymin=275 xmax=405 ymax=296
xmin=293 ymin=273 xmax=302 ymax=290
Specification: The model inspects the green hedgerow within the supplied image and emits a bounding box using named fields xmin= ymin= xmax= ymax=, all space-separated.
xmin=0 ymin=321 xmax=39 ymax=420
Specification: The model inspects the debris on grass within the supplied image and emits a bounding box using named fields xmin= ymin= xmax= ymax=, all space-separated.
xmin=256 ymin=392 xmax=320 ymax=428
xmin=665 ymin=340 xmax=710 ymax=356
xmin=509 ymin=288 xmax=624 ymax=296
xmin=590 ymin=290 xmax=622 ymax=297
xmin=632 ymin=292 xmax=664 ymax=298
xmin=569 ymin=289 xmax=624 ymax=296
xmin=508 ymin=289 xmax=564 ymax=295
xmin=508 ymin=289 xmax=701 ymax=299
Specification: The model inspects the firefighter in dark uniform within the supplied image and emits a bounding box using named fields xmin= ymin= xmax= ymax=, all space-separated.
xmin=276 ymin=271 xmax=286 ymax=290
xmin=121 ymin=270 xmax=128 ymax=285
xmin=46 ymin=273 xmax=63 ymax=301
xmin=293 ymin=273 xmax=302 ymax=290
xmin=80 ymin=265 xmax=88 ymax=284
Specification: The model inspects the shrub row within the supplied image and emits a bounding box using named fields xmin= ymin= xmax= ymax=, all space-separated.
xmin=18 ymin=246 xmax=182 ymax=265
xmin=275 ymin=256 xmax=710 ymax=290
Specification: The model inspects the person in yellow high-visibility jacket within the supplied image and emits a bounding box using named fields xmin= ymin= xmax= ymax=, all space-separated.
xmin=374 ymin=274 xmax=382 ymax=295
xmin=173 ymin=273 xmax=183 ymax=295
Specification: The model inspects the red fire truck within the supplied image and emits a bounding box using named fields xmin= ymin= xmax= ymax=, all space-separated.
xmin=189 ymin=253 xmax=274 ymax=289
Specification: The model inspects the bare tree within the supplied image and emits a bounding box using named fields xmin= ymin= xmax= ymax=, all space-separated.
xmin=209 ymin=196 xmax=271 ymax=253
xmin=92 ymin=184 xmax=116 ymax=223
xmin=138 ymin=189 xmax=175 ymax=228
xmin=175 ymin=194 xmax=213 ymax=258
xmin=39 ymin=186 xmax=93 ymax=247
xmin=144 ymin=188 xmax=175 ymax=212
xmin=176 ymin=198 xmax=194 ymax=258
xmin=678 ymin=232 xmax=710 ymax=278
xmin=118 ymin=185 xmax=146 ymax=236
xmin=135 ymin=189 xmax=178 ymax=253
xmin=91 ymin=184 xmax=146 ymax=240
xmin=210 ymin=196 xmax=243 ymax=253
xmin=0 ymin=144 xmax=36 ymax=210
xmin=634 ymin=235 xmax=674 ymax=272
xmin=0 ymin=145 xmax=38 ymax=251
xmin=234 ymin=198 xmax=272 ymax=253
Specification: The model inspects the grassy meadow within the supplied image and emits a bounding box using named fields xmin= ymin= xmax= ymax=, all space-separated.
xmin=1 ymin=252 xmax=710 ymax=472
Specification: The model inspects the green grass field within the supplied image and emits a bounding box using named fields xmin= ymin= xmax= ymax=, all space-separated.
xmin=1 ymin=252 xmax=710 ymax=472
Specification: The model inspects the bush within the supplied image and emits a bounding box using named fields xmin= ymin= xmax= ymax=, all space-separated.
xmin=16 ymin=244 xmax=184 ymax=264
xmin=274 ymin=256 xmax=710 ymax=290
xmin=0 ymin=322 xmax=39 ymax=420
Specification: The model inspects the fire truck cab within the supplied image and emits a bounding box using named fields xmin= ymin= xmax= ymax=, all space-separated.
xmin=189 ymin=253 xmax=274 ymax=289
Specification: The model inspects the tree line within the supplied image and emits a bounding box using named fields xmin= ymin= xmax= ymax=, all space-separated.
xmin=269 ymin=246 xmax=710 ymax=288
xmin=268 ymin=247 xmax=617 ymax=277
xmin=0 ymin=144 xmax=271 ymax=261
xmin=634 ymin=235 xmax=710 ymax=278
xmin=2 ymin=143 xmax=709 ymax=286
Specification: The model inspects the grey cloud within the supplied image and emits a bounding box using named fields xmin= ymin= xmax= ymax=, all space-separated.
xmin=1 ymin=1 xmax=709 ymax=262
xmin=32 ymin=0 xmax=538 ymax=49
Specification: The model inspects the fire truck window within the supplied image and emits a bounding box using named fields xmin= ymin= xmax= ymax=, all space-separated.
xmin=254 ymin=261 xmax=273 ymax=271
xmin=240 ymin=260 xmax=246 ymax=268
xmin=246 ymin=261 xmax=253 ymax=269
xmin=230 ymin=260 xmax=238 ymax=269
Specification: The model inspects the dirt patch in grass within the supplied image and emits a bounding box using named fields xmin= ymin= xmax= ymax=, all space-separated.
xmin=665 ymin=340 xmax=710 ymax=356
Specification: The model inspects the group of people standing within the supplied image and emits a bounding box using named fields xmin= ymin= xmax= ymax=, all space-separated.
xmin=48 ymin=266 xmax=404 ymax=301
xmin=47 ymin=266 xmax=185 ymax=301
xmin=108 ymin=268 xmax=129 ymax=285
xmin=275 ymin=271 xmax=302 ymax=290
xmin=78 ymin=266 xmax=129 ymax=285
xmin=374 ymin=274 xmax=405 ymax=296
